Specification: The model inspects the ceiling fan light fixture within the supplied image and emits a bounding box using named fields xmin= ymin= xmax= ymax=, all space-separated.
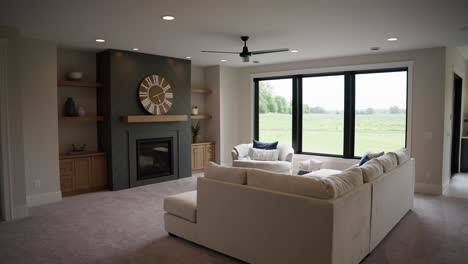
xmin=387 ymin=37 xmax=398 ymax=41
xmin=290 ymin=49 xmax=299 ymax=53
xmin=95 ymin=39 xmax=105 ymax=43
xmin=220 ymin=59 xmax=227 ymax=62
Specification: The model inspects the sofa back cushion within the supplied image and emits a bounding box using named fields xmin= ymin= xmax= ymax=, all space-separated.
xmin=390 ymin=148 xmax=410 ymax=165
xmin=205 ymin=162 xmax=248 ymax=185
xmin=360 ymin=159 xmax=384 ymax=183
xmin=247 ymin=167 xmax=363 ymax=199
xmin=375 ymin=153 xmax=398 ymax=173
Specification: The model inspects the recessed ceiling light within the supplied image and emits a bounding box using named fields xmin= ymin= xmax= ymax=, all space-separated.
xmin=132 ymin=48 xmax=139 ymax=51
xmin=161 ymin=15 xmax=175 ymax=21
xmin=185 ymin=56 xmax=191 ymax=59
xmin=220 ymin=59 xmax=227 ymax=62
xmin=95 ymin=39 xmax=105 ymax=43
xmin=370 ymin=47 xmax=381 ymax=51
xmin=290 ymin=49 xmax=299 ymax=53
xmin=387 ymin=37 xmax=398 ymax=41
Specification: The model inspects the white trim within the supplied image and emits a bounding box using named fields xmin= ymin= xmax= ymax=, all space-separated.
xmin=26 ymin=191 xmax=62 ymax=207
xmin=415 ymin=183 xmax=442 ymax=195
xmin=249 ymin=60 xmax=415 ymax=157
xmin=0 ymin=39 xmax=14 ymax=221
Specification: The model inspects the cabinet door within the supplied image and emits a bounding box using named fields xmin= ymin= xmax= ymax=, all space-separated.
xmin=74 ymin=157 xmax=91 ymax=191
xmin=59 ymin=160 xmax=74 ymax=193
xmin=205 ymin=144 xmax=215 ymax=163
xmin=192 ymin=145 xmax=205 ymax=171
xmin=90 ymin=155 xmax=107 ymax=189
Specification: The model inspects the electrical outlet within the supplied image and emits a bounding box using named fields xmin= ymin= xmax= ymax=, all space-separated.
xmin=33 ymin=179 xmax=41 ymax=189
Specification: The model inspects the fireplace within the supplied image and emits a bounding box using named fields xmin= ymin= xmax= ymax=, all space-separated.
xmin=136 ymin=137 xmax=173 ymax=180
xmin=128 ymin=129 xmax=180 ymax=188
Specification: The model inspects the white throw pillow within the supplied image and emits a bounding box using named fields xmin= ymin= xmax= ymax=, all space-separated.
xmin=298 ymin=158 xmax=323 ymax=171
xmin=249 ymin=148 xmax=279 ymax=161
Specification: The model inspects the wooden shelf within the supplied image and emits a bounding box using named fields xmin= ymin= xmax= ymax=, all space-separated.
xmin=122 ymin=115 xmax=189 ymax=123
xmin=62 ymin=116 xmax=104 ymax=122
xmin=191 ymin=114 xmax=212 ymax=120
xmin=58 ymin=80 xmax=102 ymax=88
xmin=192 ymin=89 xmax=212 ymax=94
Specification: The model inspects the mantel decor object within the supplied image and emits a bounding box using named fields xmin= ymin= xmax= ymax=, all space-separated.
xmin=191 ymin=105 xmax=199 ymax=115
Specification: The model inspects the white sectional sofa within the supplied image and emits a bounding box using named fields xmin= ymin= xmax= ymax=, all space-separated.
xmin=164 ymin=151 xmax=415 ymax=264
xmin=231 ymin=143 xmax=294 ymax=173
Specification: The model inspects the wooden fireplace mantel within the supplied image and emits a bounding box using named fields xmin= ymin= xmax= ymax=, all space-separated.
xmin=121 ymin=115 xmax=189 ymax=123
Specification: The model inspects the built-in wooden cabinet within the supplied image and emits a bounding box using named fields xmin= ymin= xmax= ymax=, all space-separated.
xmin=192 ymin=142 xmax=215 ymax=172
xmin=59 ymin=152 xmax=107 ymax=196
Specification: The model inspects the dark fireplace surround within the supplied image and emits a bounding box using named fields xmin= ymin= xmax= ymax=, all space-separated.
xmin=97 ymin=50 xmax=191 ymax=190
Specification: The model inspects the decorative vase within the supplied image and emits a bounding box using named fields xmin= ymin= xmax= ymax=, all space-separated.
xmin=78 ymin=106 xmax=86 ymax=117
xmin=64 ymin=97 xmax=77 ymax=116
xmin=192 ymin=136 xmax=197 ymax=143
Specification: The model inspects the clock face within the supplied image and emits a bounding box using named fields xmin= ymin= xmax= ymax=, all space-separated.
xmin=138 ymin=74 xmax=173 ymax=115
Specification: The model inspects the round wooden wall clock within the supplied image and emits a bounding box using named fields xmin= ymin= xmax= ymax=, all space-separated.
xmin=138 ymin=74 xmax=173 ymax=115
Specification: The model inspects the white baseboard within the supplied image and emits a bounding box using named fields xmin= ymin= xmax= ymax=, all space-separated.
xmin=27 ymin=191 xmax=62 ymax=207
xmin=415 ymin=183 xmax=442 ymax=195
xmin=13 ymin=204 xmax=28 ymax=220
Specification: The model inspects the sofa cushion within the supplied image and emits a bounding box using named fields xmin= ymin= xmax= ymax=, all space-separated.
xmin=164 ymin=191 xmax=197 ymax=223
xmin=249 ymin=148 xmax=280 ymax=161
xmin=391 ymin=148 xmax=410 ymax=165
xmin=205 ymin=162 xmax=248 ymax=185
xmin=233 ymin=160 xmax=291 ymax=173
xmin=360 ymin=159 xmax=384 ymax=183
xmin=375 ymin=153 xmax=398 ymax=173
xmin=247 ymin=167 xmax=363 ymax=199
xmin=304 ymin=169 xmax=342 ymax=178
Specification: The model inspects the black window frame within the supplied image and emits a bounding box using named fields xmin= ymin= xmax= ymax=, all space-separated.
xmin=254 ymin=67 xmax=409 ymax=159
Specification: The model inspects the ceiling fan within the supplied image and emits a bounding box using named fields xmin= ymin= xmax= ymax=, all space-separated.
xmin=202 ymin=36 xmax=290 ymax=63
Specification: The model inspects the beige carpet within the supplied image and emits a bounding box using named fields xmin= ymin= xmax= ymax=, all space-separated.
xmin=1 ymin=174 xmax=467 ymax=264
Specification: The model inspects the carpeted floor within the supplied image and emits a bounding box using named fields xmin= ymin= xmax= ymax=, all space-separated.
xmin=1 ymin=174 xmax=467 ymax=264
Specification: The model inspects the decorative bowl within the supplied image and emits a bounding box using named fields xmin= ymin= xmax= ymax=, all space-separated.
xmin=67 ymin=72 xmax=83 ymax=81
xmin=72 ymin=144 xmax=87 ymax=152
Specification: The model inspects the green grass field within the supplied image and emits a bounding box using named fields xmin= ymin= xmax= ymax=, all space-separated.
xmin=259 ymin=113 xmax=406 ymax=155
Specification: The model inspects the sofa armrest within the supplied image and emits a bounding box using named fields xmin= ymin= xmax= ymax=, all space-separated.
xmin=232 ymin=143 xmax=252 ymax=161
xmin=278 ymin=144 xmax=294 ymax=162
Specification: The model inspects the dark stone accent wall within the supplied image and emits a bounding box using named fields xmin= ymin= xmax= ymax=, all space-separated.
xmin=97 ymin=50 xmax=191 ymax=190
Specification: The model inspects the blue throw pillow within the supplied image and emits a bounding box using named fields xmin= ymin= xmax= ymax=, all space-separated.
xmin=358 ymin=155 xmax=371 ymax=166
xmin=253 ymin=140 xmax=278 ymax=150
xmin=297 ymin=169 xmax=311 ymax=176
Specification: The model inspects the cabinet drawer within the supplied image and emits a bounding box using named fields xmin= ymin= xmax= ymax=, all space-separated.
xmin=59 ymin=160 xmax=73 ymax=174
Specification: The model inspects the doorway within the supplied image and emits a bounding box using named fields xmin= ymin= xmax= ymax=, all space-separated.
xmin=451 ymin=74 xmax=463 ymax=176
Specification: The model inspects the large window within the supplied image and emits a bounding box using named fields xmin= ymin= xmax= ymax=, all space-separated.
xmin=302 ymin=75 xmax=344 ymax=155
xmin=257 ymin=78 xmax=293 ymax=147
xmin=254 ymin=68 xmax=408 ymax=158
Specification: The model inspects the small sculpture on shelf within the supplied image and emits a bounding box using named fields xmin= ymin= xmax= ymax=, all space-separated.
xmin=191 ymin=122 xmax=200 ymax=143
xmin=69 ymin=144 xmax=87 ymax=155
xmin=77 ymin=106 xmax=86 ymax=117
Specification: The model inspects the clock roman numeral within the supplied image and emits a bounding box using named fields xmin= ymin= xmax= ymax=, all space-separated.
xmin=165 ymin=92 xmax=173 ymax=99
xmin=156 ymin=105 xmax=161 ymax=115
xmin=164 ymin=99 xmax=172 ymax=108
xmin=139 ymin=91 xmax=148 ymax=97
xmin=148 ymin=104 xmax=155 ymax=114
xmin=145 ymin=77 xmax=153 ymax=86
xmin=141 ymin=98 xmax=151 ymax=108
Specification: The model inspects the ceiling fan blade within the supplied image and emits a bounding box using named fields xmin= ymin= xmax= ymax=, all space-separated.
xmin=201 ymin=50 xmax=239 ymax=54
xmin=251 ymin=48 xmax=290 ymax=55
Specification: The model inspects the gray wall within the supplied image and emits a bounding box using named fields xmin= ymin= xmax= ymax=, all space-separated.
xmin=97 ymin=50 xmax=192 ymax=190
xmin=17 ymin=38 xmax=60 ymax=206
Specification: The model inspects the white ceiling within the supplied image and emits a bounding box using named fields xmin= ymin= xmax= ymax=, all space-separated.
xmin=1 ymin=0 xmax=467 ymax=67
